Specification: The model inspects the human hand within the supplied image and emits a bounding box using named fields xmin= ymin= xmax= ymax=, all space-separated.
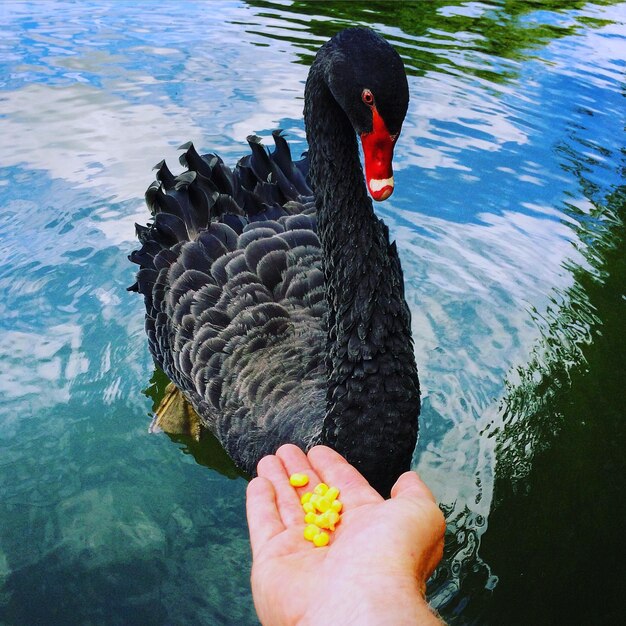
xmin=246 ymin=444 xmax=446 ymax=626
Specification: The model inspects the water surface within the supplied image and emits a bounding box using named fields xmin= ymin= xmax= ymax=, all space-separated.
xmin=1 ymin=1 xmax=624 ymax=624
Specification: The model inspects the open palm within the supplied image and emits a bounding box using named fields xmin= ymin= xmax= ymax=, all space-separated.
xmin=246 ymin=445 xmax=445 ymax=626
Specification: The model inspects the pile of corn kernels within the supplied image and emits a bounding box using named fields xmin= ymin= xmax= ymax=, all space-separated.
xmin=289 ymin=473 xmax=343 ymax=547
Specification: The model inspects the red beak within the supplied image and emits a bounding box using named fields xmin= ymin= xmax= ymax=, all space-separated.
xmin=360 ymin=106 xmax=396 ymax=201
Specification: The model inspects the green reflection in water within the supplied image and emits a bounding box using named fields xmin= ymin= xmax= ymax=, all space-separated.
xmin=481 ymin=157 xmax=625 ymax=622
xmin=246 ymin=0 xmax=619 ymax=83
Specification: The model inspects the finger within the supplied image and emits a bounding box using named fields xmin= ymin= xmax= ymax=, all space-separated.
xmin=307 ymin=445 xmax=382 ymax=508
xmin=256 ymin=453 xmax=303 ymax=527
xmin=391 ymin=472 xmax=446 ymax=577
xmin=246 ymin=477 xmax=285 ymax=557
xmin=390 ymin=471 xmax=437 ymax=504
xmin=275 ymin=444 xmax=323 ymax=494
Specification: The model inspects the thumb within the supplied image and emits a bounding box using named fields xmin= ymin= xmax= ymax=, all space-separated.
xmin=390 ymin=471 xmax=446 ymax=581
xmin=390 ymin=471 xmax=437 ymax=504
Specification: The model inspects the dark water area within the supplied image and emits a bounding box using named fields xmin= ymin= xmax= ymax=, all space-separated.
xmin=465 ymin=184 xmax=626 ymax=624
xmin=0 ymin=1 xmax=624 ymax=624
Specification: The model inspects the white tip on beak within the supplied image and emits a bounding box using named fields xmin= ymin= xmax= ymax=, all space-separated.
xmin=368 ymin=176 xmax=394 ymax=192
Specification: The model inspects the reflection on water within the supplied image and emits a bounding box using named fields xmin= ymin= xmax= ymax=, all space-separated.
xmin=0 ymin=1 xmax=624 ymax=624
xmin=246 ymin=0 xmax=606 ymax=75
xmin=482 ymin=180 xmax=625 ymax=624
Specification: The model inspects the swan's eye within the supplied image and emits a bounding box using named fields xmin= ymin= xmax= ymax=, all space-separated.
xmin=361 ymin=89 xmax=374 ymax=106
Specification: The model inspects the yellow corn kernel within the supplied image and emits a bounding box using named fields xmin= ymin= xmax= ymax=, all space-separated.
xmin=313 ymin=483 xmax=329 ymax=496
xmin=302 ymin=502 xmax=315 ymax=514
xmin=300 ymin=492 xmax=312 ymax=505
xmin=289 ymin=473 xmax=309 ymax=487
xmin=316 ymin=511 xmax=330 ymax=530
xmin=325 ymin=486 xmax=340 ymax=501
xmin=331 ymin=499 xmax=343 ymax=513
xmin=315 ymin=497 xmax=331 ymax=513
xmin=313 ymin=531 xmax=330 ymax=547
xmin=316 ymin=510 xmax=340 ymax=530
xmin=325 ymin=510 xmax=340 ymax=531
xmin=315 ymin=513 xmax=329 ymax=529
xmin=304 ymin=512 xmax=318 ymax=525
xmin=304 ymin=524 xmax=321 ymax=542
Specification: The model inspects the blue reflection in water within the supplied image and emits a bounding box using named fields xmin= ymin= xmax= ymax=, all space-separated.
xmin=0 ymin=1 xmax=624 ymax=624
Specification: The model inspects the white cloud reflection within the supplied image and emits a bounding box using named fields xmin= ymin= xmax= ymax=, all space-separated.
xmin=0 ymin=324 xmax=88 ymax=406
xmin=0 ymin=82 xmax=202 ymax=204
xmin=384 ymin=204 xmax=584 ymax=510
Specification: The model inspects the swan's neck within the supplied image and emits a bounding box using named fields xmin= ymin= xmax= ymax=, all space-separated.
xmin=304 ymin=63 xmax=420 ymax=496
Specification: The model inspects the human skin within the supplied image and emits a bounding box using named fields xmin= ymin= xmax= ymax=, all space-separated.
xmin=246 ymin=444 xmax=446 ymax=626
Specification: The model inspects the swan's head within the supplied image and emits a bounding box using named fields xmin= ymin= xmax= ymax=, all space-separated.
xmin=326 ymin=28 xmax=409 ymax=201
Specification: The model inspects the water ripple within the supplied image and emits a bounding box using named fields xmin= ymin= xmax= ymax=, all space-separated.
xmin=0 ymin=1 xmax=624 ymax=624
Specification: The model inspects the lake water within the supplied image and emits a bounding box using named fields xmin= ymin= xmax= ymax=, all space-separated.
xmin=1 ymin=1 xmax=624 ymax=624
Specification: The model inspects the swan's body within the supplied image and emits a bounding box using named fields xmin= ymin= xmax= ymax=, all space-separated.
xmin=130 ymin=28 xmax=420 ymax=495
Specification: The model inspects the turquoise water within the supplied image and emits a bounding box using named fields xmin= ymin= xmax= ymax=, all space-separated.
xmin=1 ymin=1 xmax=624 ymax=624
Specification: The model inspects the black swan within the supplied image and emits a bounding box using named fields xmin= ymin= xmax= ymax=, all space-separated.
xmin=129 ymin=28 xmax=420 ymax=496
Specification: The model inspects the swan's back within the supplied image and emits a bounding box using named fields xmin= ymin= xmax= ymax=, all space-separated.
xmin=129 ymin=134 xmax=328 ymax=472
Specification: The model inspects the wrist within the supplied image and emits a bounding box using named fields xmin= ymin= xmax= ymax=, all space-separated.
xmin=298 ymin=576 xmax=442 ymax=626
